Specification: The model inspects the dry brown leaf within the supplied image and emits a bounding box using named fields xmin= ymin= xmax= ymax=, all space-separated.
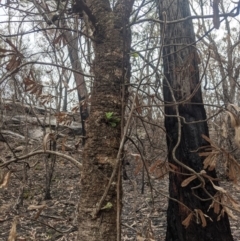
xmin=228 ymin=103 xmax=240 ymax=112
xmin=39 ymin=94 xmax=54 ymax=105
xmin=7 ymin=217 xmax=17 ymax=241
xmin=181 ymin=175 xmax=197 ymax=187
xmin=168 ymin=163 xmax=178 ymax=172
xmin=221 ymin=121 xmax=228 ymax=138
xmin=213 ymin=201 xmax=220 ymax=214
xmin=182 ymin=212 xmax=193 ymax=228
xmin=6 ymin=55 xmax=17 ymax=71
xmin=203 ymin=153 xmax=217 ymax=171
xmin=226 ymin=111 xmax=238 ymax=128
xmin=208 ymin=156 xmax=217 ymax=171
xmin=217 ymin=209 xmax=225 ymax=221
xmin=195 ymin=209 xmax=207 ymax=227
xmin=224 ymin=207 xmax=237 ymax=220
xmin=201 ymin=134 xmax=218 ymax=149
xmin=208 ymin=192 xmax=221 ymax=214
xmin=228 ymin=162 xmax=237 ymax=182
xmin=0 ymin=171 xmax=12 ymax=188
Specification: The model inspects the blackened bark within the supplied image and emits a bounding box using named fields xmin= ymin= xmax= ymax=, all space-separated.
xmin=77 ymin=0 xmax=133 ymax=240
xmin=158 ymin=0 xmax=233 ymax=240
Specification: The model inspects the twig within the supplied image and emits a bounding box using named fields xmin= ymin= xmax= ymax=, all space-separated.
xmin=0 ymin=150 xmax=82 ymax=169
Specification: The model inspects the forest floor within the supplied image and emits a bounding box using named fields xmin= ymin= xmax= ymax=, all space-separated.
xmin=0 ymin=157 xmax=240 ymax=241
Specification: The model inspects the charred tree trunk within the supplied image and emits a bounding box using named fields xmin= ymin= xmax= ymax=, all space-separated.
xmin=76 ymin=0 xmax=133 ymax=240
xmin=158 ymin=0 xmax=233 ymax=241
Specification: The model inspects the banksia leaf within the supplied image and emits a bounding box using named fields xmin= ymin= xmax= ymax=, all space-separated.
xmin=181 ymin=175 xmax=197 ymax=187
xmin=182 ymin=212 xmax=193 ymax=228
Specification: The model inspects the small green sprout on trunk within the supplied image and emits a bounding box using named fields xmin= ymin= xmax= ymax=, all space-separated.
xmin=105 ymin=112 xmax=120 ymax=127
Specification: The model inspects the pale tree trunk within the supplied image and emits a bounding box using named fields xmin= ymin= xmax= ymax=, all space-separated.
xmin=76 ymin=0 xmax=133 ymax=240
xmin=32 ymin=0 xmax=89 ymax=144
xmin=158 ymin=0 xmax=233 ymax=240
xmin=62 ymin=20 xmax=89 ymax=145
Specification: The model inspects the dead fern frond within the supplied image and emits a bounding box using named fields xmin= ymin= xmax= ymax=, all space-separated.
xmin=208 ymin=190 xmax=240 ymax=221
xmin=200 ymin=135 xmax=240 ymax=183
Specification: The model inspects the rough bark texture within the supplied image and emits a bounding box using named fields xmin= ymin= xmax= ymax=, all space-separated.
xmin=77 ymin=1 xmax=133 ymax=240
xmin=158 ymin=0 xmax=234 ymax=241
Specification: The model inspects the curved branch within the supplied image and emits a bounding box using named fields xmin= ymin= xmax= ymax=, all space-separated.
xmin=0 ymin=150 xmax=82 ymax=169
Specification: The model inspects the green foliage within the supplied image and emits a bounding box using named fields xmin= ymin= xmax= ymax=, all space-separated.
xmin=105 ymin=112 xmax=114 ymax=119
xmin=105 ymin=112 xmax=120 ymax=127
xmin=101 ymin=202 xmax=113 ymax=210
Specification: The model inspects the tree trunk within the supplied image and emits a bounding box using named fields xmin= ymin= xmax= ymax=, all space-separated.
xmin=77 ymin=1 xmax=133 ymax=240
xmin=158 ymin=0 xmax=233 ymax=240
xmin=64 ymin=26 xmax=89 ymax=145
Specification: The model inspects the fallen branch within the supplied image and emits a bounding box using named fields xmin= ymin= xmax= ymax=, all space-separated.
xmin=0 ymin=150 xmax=82 ymax=169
